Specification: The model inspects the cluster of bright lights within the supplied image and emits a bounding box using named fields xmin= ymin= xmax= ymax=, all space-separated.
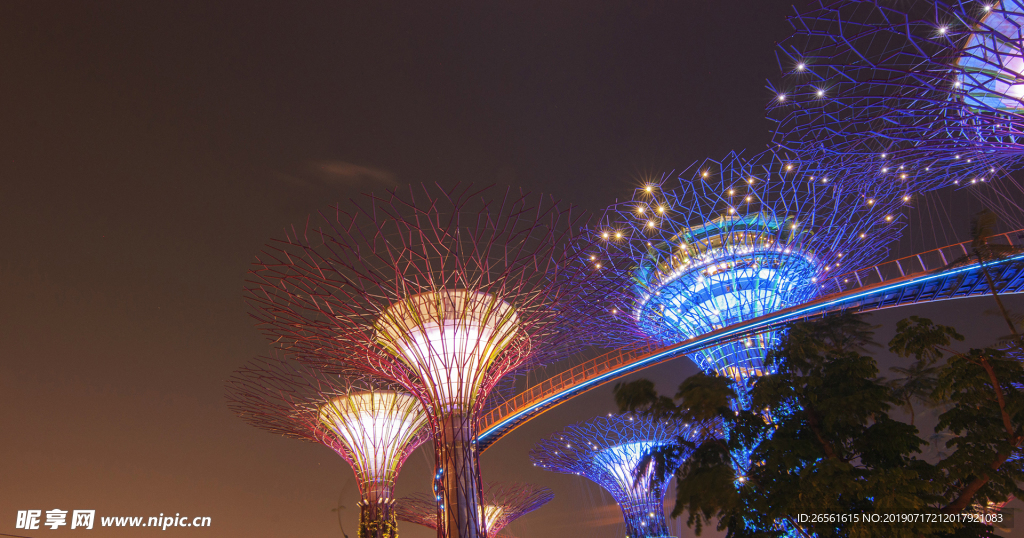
xmin=531 ymin=415 xmax=693 ymax=538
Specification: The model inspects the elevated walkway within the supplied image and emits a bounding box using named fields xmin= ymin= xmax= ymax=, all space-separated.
xmin=478 ymin=230 xmax=1024 ymax=450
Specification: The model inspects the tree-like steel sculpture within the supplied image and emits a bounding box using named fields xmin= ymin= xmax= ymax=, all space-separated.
xmin=396 ymin=482 xmax=554 ymax=538
xmin=767 ymin=0 xmax=1021 ymax=196
xmin=576 ymin=150 xmax=904 ymax=411
xmin=246 ymin=183 xmax=588 ymax=538
xmin=226 ymin=357 xmax=429 ymax=538
xmin=531 ymin=415 xmax=691 ymax=538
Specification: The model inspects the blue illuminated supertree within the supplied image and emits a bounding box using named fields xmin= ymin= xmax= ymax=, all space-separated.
xmin=530 ymin=415 xmax=693 ymax=538
xmin=576 ymin=150 xmax=904 ymax=411
xmin=767 ymin=0 xmax=1022 ymax=197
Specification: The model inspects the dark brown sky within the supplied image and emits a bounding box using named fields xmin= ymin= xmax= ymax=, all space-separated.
xmin=2 ymin=1 xmax=1022 ymax=537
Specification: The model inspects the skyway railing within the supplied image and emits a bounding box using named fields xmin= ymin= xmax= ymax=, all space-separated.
xmin=821 ymin=230 xmax=1024 ymax=295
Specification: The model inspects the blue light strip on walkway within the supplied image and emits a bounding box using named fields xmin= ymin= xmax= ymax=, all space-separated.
xmin=478 ymin=253 xmax=1024 ymax=444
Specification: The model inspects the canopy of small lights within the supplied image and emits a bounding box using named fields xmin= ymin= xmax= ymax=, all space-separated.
xmin=530 ymin=415 xmax=693 ymax=538
xmin=767 ymin=0 xmax=1023 ymax=195
xmin=245 ymin=183 xmax=590 ymax=538
xmin=225 ymin=358 xmax=429 ymax=538
xmin=396 ymin=482 xmax=554 ymax=538
xmin=575 ymin=150 xmax=904 ymax=408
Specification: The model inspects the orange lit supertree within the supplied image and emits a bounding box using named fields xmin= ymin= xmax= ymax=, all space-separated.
xmin=226 ymin=357 xmax=429 ymax=538
xmin=246 ymin=183 xmax=588 ymax=538
xmin=396 ymin=482 xmax=554 ymax=538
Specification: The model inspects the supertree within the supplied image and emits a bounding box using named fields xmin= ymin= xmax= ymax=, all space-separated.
xmin=575 ymin=150 xmax=904 ymax=411
xmin=225 ymin=357 xmax=429 ymax=538
xmin=396 ymin=482 xmax=554 ymax=538
xmin=767 ymin=0 xmax=1022 ymax=198
xmin=246 ymin=183 xmax=588 ymax=538
xmin=530 ymin=415 xmax=692 ymax=538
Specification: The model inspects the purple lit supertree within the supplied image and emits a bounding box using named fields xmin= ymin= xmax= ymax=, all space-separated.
xmin=225 ymin=357 xmax=429 ymax=538
xmin=530 ymin=415 xmax=692 ymax=538
xmin=246 ymin=183 xmax=588 ymax=538
xmin=767 ymin=0 xmax=1022 ymax=198
xmin=574 ymin=150 xmax=904 ymax=411
xmin=396 ymin=482 xmax=554 ymax=538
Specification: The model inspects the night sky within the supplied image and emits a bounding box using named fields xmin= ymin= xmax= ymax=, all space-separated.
xmin=2 ymin=2 xmax=1022 ymax=537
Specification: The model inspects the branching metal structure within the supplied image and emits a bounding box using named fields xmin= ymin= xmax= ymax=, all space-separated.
xmin=575 ymin=150 xmax=904 ymax=410
xmin=246 ymin=183 xmax=588 ymax=538
xmin=396 ymin=482 xmax=554 ymax=538
xmin=767 ymin=0 xmax=1022 ymax=195
xmin=530 ymin=415 xmax=692 ymax=538
xmin=225 ymin=357 xmax=429 ymax=538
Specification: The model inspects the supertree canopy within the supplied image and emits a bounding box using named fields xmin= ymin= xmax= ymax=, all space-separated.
xmin=957 ymin=1 xmax=1024 ymax=116
xmin=577 ymin=150 xmax=904 ymax=408
xmin=225 ymin=357 xmax=429 ymax=538
xmin=530 ymin=415 xmax=692 ymax=538
xmin=396 ymin=482 xmax=554 ymax=538
xmin=246 ymin=183 xmax=588 ymax=538
xmin=767 ymin=0 xmax=1021 ymax=195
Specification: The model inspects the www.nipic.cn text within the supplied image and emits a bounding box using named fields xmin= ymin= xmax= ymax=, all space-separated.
xmin=16 ymin=510 xmax=212 ymax=531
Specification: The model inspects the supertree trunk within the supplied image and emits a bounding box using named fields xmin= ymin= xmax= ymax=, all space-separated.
xmin=225 ymin=360 xmax=430 ymax=538
xmin=532 ymin=415 xmax=689 ymax=538
xmin=622 ymin=500 xmax=671 ymax=538
xmin=356 ymin=485 xmax=395 ymax=536
xmin=396 ymin=481 xmax=554 ymax=537
xmin=434 ymin=412 xmax=485 ymax=538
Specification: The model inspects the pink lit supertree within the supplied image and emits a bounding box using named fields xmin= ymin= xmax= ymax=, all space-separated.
xmin=396 ymin=482 xmax=554 ymax=538
xmin=225 ymin=357 xmax=429 ymax=538
xmin=246 ymin=183 xmax=589 ymax=538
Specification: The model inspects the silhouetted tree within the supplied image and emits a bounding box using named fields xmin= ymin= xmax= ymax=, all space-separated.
xmin=615 ymin=313 xmax=1022 ymax=537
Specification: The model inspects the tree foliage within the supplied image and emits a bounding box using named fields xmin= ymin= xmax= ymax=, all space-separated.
xmin=615 ymin=313 xmax=1023 ymax=537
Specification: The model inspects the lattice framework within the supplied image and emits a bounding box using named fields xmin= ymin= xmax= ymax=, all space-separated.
xmin=226 ymin=357 xmax=429 ymax=538
xmin=574 ymin=150 xmax=904 ymax=407
xmin=767 ymin=0 xmax=1021 ymax=195
xmin=246 ymin=183 xmax=589 ymax=538
xmin=531 ymin=415 xmax=692 ymax=538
